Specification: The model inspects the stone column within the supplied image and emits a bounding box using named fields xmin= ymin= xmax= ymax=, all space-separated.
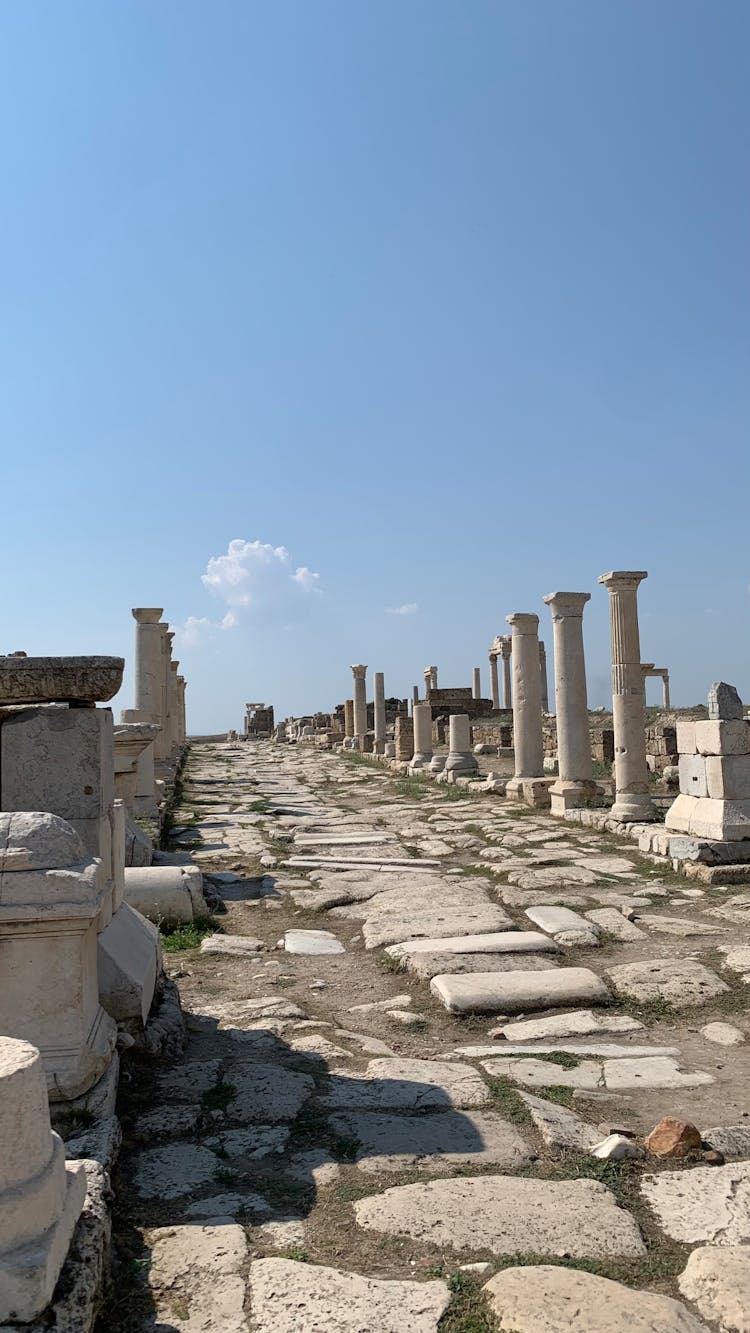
xmin=373 ymin=671 xmax=386 ymax=753
xmin=498 ymin=636 xmax=512 ymax=708
xmin=168 ymin=659 xmax=181 ymax=755
xmin=0 ymin=1036 xmax=87 ymax=1322
xmin=343 ymin=699 xmax=354 ymax=738
xmin=445 ymin=714 xmax=478 ymax=774
xmin=506 ymin=613 xmax=544 ymax=783
xmin=423 ymin=667 xmax=432 ymax=698
xmin=430 ymin=666 xmax=438 ymax=690
xmin=539 ymin=641 xmax=550 ymax=713
xmin=598 ymin=570 xmax=656 ymax=821
xmin=412 ymin=684 xmax=419 ymax=705
xmin=543 ymin=592 xmax=597 ymax=813
xmin=133 ymin=608 xmax=164 ymax=728
xmin=410 ymin=702 xmax=434 ymax=770
xmin=489 ymin=652 xmax=500 ymax=709
xmin=177 ymin=675 xmax=187 ymax=743
xmin=351 ymin=664 xmax=367 ymax=744
xmin=472 ymin=667 xmax=481 ymax=699
xmin=662 ymin=672 xmax=671 ymax=711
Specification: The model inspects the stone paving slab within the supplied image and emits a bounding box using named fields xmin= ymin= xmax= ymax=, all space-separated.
xmin=283 ymin=928 xmax=345 ymax=954
xmin=678 ymin=1244 xmax=750 ymax=1332
xmin=483 ymin=1264 xmax=709 ymax=1332
xmin=353 ymin=1176 xmax=646 ymax=1257
xmin=134 ymin=1143 xmax=220 ymax=1200
xmin=321 ymin=1058 xmax=491 ymax=1110
xmin=397 ymin=951 xmax=559 ymax=981
xmin=363 ymin=904 xmax=513 ymax=949
xmin=642 ymin=1161 xmax=750 ymax=1244
xmin=387 ymin=930 xmax=557 ymax=957
xmin=493 ymin=1011 xmax=644 ymax=1040
xmin=225 ymin=1063 xmax=315 ymax=1121
xmin=327 ymin=1108 xmax=533 ymax=1172
xmin=247 ymin=1258 xmax=450 ymax=1332
xmin=518 ymin=1092 xmax=601 ymax=1152
xmin=585 ymin=908 xmax=648 ymax=941
xmin=606 ymin=959 xmax=729 ymax=1007
xmin=430 ymin=967 xmax=609 ymax=1014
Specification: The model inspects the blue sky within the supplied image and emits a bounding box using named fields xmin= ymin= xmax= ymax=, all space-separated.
xmin=1 ymin=1 xmax=748 ymax=731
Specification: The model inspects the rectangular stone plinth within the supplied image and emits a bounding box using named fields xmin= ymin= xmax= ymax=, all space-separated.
xmin=666 ymin=793 xmax=750 ymax=842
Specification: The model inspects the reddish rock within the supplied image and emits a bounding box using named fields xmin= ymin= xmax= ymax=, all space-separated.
xmin=644 ymin=1117 xmax=702 ymax=1158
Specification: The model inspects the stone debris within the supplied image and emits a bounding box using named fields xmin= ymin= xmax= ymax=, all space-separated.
xmin=678 ymin=1244 xmax=750 ymax=1333
xmin=590 ymin=1133 xmax=643 ymax=1160
xmin=701 ymin=1021 xmax=745 ymax=1046
xmin=247 ymin=1258 xmax=450 ymax=1332
xmin=353 ymin=1176 xmax=646 ymax=1257
xmin=701 ymin=1125 xmax=750 ymax=1158
xmin=483 ymin=1264 xmax=710 ymax=1332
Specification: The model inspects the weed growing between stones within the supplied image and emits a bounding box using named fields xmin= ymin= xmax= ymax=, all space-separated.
xmin=485 ymin=1079 xmax=533 ymax=1126
xmin=199 ymin=1081 xmax=236 ymax=1113
xmin=438 ymin=1271 xmax=502 ymax=1332
xmin=160 ymin=917 xmax=217 ymax=952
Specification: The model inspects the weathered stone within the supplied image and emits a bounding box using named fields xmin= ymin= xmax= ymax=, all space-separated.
xmin=701 ymin=1126 xmax=750 ymax=1159
xmin=525 ymin=905 xmax=599 ymax=946
xmin=709 ymin=681 xmax=745 ymax=721
xmin=590 ymin=1134 xmax=643 ymax=1161
xmin=248 ymin=1258 xmax=450 ymax=1332
xmin=483 ymin=1264 xmax=708 ymax=1332
xmin=327 ymin=1109 xmax=533 ymax=1172
xmin=642 ymin=1161 xmax=750 ymax=1243
xmin=585 ymin=908 xmax=647 ymax=941
xmin=701 ymin=1021 xmax=746 ymax=1047
xmin=679 ymin=1244 xmax=750 ymax=1332
xmin=147 ymin=1220 xmax=249 ymax=1333
xmin=134 ymin=1143 xmax=220 ymax=1200
xmin=517 ymin=1091 xmax=600 ymax=1152
xmin=400 ymin=952 xmax=557 ymax=981
xmin=353 ymin=1176 xmax=645 ymax=1257
xmin=200 ymin=934 xmax=265 ymax=956
xmin=606 ymin=958 xmax=729 ymax=1008
xmin=431 ymin=967 xmax=609 ymax=1015
xmin=494 ymin=1010 xmax=643 ymax=1041
xmin=387 ymin=931 xmax=556 ymax=958
xmin=227 ymin=1063 xmax=315 ymax=1121
xmin=284 ymin=928 xmax=345 ymax=955
xmin=0 ymin=655 xmax=124 ymax=705
xmin=364 ymin=904 xmax=512 ymax=949
xmin=322 ymin=1059 xmax=491 ymax=1110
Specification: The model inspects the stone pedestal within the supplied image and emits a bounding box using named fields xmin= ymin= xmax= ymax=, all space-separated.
xmin=489 ymin=652 xmax=500 ymax=709
xmin=113 ymin=722 xmax=160 ymax=816
xmin=598 ymin=571 xmax=656 ymax=822
xmin=410 ymin=704 xmax=434 ymax=770
xmin=498 ymin=637 xmax=512 ymax=708
xmin=373 ymin=672 xmax=386 ymax=754
xmin=0 ymin=1037 xmax=88 ymax=1323
xmin=119 ymin=709 xmax=159 ymax=815
xmin=351 ymin=665 xmax=367 ymax=741
xmin=505 ymin=613 xmax=544 ymax=800
xmin=543 ymin=592 xmax=598 ymax=814
xmin=0 ymin=813 xmax=116 ymax=1101
xmin=394 ymin=717 xmax=414 ymax=762
xmin=445 ymin=714 xmax=478 ymax=774
xmin=666 ymin=684 xmax=750 ymax=841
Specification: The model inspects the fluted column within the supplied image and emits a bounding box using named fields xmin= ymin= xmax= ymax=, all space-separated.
xmin=351 ymin=664 xmax=367 ymax=742
xmin=472 ymin=667 xmax=481 ymax=699
xmin=539 ymin=641 xmax=550 ymax=713
xmin=373 ymin=672 xmax=386 ymax=753
xmin=543 ymin=592 xmax=597 ymax=812
xmin=506 ymin=613 xmax=544 ymax=781
xmin=598 ymin=570 xmax=656 ymax=821
xmin=410 ymin=702 xmax=434 ymax=769
xmin=489 ymin=652 xmax=500 ymax=709
xmin=498 ymin=636 xmax=512 ymax=708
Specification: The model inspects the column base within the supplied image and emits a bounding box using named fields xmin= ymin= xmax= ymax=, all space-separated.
xmin=0 ymin=1159 xmax=87 ymax=1324
xmin=549 ymin=780 xmax=602 ymax=815
xmin=409 ymin=753 xmax=433 ymax=770
xmin=507 ymin=776 xmax=555 ymax=808
xmin=610 ymin=792 xmax=658 ymax=822
xmin=444 ymin=753 xmax=478 ymax=774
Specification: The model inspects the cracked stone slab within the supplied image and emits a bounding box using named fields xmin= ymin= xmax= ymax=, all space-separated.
xmin=678 ymin=1243 xmax=750 ymax=1332
xmin=606 ymin=959 xmax=729 ymax=1008
xmin=203 ymin=1127 xmax=290 ymax=1159
xmin=638 ymin=915 xmax=727 ymax=937
xmin=506 ymin=866 xmax=600 ymax=890
xmin=493 ymin=1011 xmax=644 ymax=1040
xmin=183 ymin=1191 xmax=271 ymax=1220
xmin=363 ymin=904 xmax=513 ymax=949
xmin=321 ymin=1058 xmax=491 ymax=1110
xmin=199 ymin=934 xmax=265 ymax=956
xmin=484 ymin=1264 xmax=709 ymax=1332
xmin=353 ymin=1176 xmax=645 ymax=1257
xmin=327 ymin=1109 xmax=533 ymax=1172
xmin=642 ymin=1161 xmax=750 ymax=1244
xmin=147 ymin=1220 xmax=249 ymax=1333
xmin=248 ymin=1258 xmax=450 ymax=1332
xmin=481 ymin=1057 xmax=605 ymax=1089
xmin=525 ymin=905 xmax=600 ymax=947
xmin=431 ymin=967 xmax=609 ymax=1015
xmin=201 ymin=997 xmax=308 ymax=1026
xmin=226 ymin=1063 xmax=315 ymax=1121
xmin=585 ymin=908 xmax=648 ymax=942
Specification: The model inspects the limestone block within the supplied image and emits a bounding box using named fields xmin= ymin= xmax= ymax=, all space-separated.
xmin=688 ymin=797 xmax=750 ymax=841
xmin=0 ymin=655 xmax=123 ymax=706
xmin=483 ymin=1265 xmax=708 ymax=1333
xmin=676 ymin=719 xmax=698 ymax=755
xmin=0 ymin=1037 xmax=88 ymax=1324
xmin=679 ymin=754 xmax=708 ymax=798
xmin=0 ymin=706 xmax=114 ymax=822
xmin=695 ymin=720 xmax=750 ymax=756
xmin=679 ymin=1244 xmax=750 ymax=1333
xmin=97 ymin=903 xmax=160 ymax=1024
xmin=705 ymin=754 xmax=750 ymax=800
xmin=430 ymin=967 xmax=609 ymax=1015
xmin=709 ymin=681 xmax=745 ymax=720
xmin=248 ymin=1259 xmax=450 ymax=1333
xmin=122 ymin=866 xmax=201 ymax=927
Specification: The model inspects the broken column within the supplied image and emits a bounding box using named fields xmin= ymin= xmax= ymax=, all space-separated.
xmin=373 ymin=672 xmax=386 ymax=754
xmin=444 ymin=714 xmax=478 ymax=775
xmin=0 ymin=1036 xmax=88 ymax=1323
xmin=351 ymin=664 xmax=367 ymax=746
xmin=498 ymin=636 xmax=512 ymax=708
xmin=666 ymin=682 xmax=750 ymax=843
xmin=539 ymin=641 xmax=550 ymax=713
xmin=343 ymin=699 xmax=354 ymax=739
xmin=506 ymin=613 xmax=545 ymax=802
xmin=598 ymin=570 xmax=656 ymax=822
xmin=543 ymin=591 xmax=598 ymax=813
xmin=472 ymin=667 xmax=481 ymax=699
xmin=489 ymin=649 xmax=500 ymax=709
xmin=410 ymin=703 xmax=434 ymax=770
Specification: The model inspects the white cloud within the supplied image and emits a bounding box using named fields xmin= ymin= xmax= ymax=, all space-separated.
xmin=386 ymin=602 xmax=418 ymax=616
xmin=201 ymin=539 xmax=321 ymax=614
xmin=174 ymin=616 xmax=215 ymax=648
xmin=291 ymin=566 xmax=321 ymax=593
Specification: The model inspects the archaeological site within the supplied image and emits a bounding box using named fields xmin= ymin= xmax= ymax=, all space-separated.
xmin=3 ymin=575 xmax=750 ymax=1333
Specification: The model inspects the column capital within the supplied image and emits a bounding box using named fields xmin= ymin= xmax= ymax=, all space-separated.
xmin=543 ymin=591 xmax=591 ymax=620
xmin=132 ymin=608 xmax=163 ymax=624
xmin=351 ymin=664 xmax=367 ymax=680
xmin=506 ymin=612 xmax=539 ymax=634
xmin=497 ymin=635 xmax=512 ymax=659
xmin=598 ymin=570 xmax=648 ymax=591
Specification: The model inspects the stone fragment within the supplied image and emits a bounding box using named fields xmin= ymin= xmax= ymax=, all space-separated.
xmin=327 ymin=1109 xmax=533 ymax=1172
xmin=200 ymin=934 xmax=265 ymax=956
xmin=506 ymin=865 xmax=599 ymax=889
xmin=147 ymin=1220 xmax=249 ymax=1333
xmin=322 ymin=1059 xmax=490 ymax=1110
xmin=348 ymin=994 xmax=412 ymax=1013
xmin=387 ymin=931 xmax=556 ymax=957
xmin=353 ymin=1176 xmax=645 ymax=1257
xmin=709 ymin=681 xmax=745 ymax=721
xmin=701 ymin=1126 xmax=750 ymax=1158
xmin=517 ymin=1091 xmax=600 ymax=1152
xmin=284 ymin=928 xmax=345 ymax=955
xmin=644 ymin=1118 xmax=703 ymax=1158
xmin=483 ymin=1264 xmax=709 ymax=1333
xmin=638 ymin=915 xmax=726 ymax=937
xmin=701 ymin=1021 xmax=746 ymax=1046
xmin=590 ymin=1134 xmax=643 ymax=1160
xmin=606 ymin=958 xmax=729 ymax=1008
xmin=248 ymin=1258 xmax=450 ymax=1332
xmin=400 ymin=951 xmax=556 ymax=981
xmin=679 ymin=1243 xmax=750 ymax=1332
xmin=585 ymin=908 xmax=647 ymax=941
xmin=642 ymin=1161 xmax=750 ymax=1243
xmin=431 ymin=967 xmax=609 ymax=1015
